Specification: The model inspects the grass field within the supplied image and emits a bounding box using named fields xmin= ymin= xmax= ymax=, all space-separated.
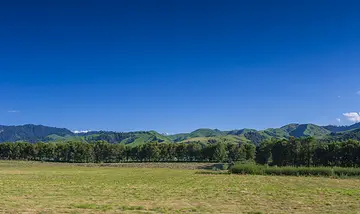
xmin=0 ymin=161 xmax=360 ymax=213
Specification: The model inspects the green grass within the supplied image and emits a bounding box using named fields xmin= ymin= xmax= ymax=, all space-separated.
xmin=1 ymin=161 xmax=360 ymax=213
xmin=230 ymin=164 xmax=360 ymax=177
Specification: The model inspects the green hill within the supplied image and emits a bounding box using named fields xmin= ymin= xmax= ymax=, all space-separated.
xmin=0 ymin=125 xmax=171 ymax=145
xmin=168 ymin=128 xmax=225 ymax=142
xmin=0 ymin=124 xmax=74 ymax=143
xmin=225 ymin=129 xmax=269 ymax=145
xmin=280 ymin=124 xmax=331 ymax=138
xmin=260 ymin=128 xmax=288 ymax=138
xmin=226 ymin=128 xmax=257 ymax=136
xmin=83 ymin=131 xmax=171 ymax=145
xmin=323 ymin=128 xmax=360 ymax=142
xmin=259 ymin=124 xmax=331 ymax=139
xmin=179 ymin=128 xmax=276 ymax=146
xmin=180 ymin=135 xmax=251 ymax=145
xmin=1 ymin=123 xmax=359 ymax=145
xmin=323 ymin=123 xmax=360 ymax=133
xmin=179 ymin=124 xmax=331 ymax=146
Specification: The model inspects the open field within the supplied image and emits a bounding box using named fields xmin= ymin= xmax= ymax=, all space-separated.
xmin=0 ymin=161 xmax=360 ymax=213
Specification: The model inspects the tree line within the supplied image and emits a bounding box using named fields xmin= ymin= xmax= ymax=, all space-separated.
xmin=0 ymin=141 xmax=255 ymax=163
xmin=257 ymin=137 xmax=360 ymax=167
xmin=1 ymin=137 xmax=360 ymax=167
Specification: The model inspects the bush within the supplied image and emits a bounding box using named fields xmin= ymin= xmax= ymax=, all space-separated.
xmin=221 ymin=163 xmax=229 ymax=170
xmin=333 ymin=167 xmax=360 ymax=177
xmin=264 ymin=167 xmax=333 ymax=176
xmin=230 ymin=164 xmax=360 ymax=178
xmin=230 ymin=164 xmax=265 ymax=175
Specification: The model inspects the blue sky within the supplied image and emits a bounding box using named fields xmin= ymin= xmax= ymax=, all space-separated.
xmin=1 ymin=0 xmax=360 ymax=133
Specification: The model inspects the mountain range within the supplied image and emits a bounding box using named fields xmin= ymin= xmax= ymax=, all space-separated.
xmin=1 ymin=123 xmax=360 ymax=145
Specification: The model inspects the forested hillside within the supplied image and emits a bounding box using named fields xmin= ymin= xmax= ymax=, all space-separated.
xmin=1 ymin=123 xmax=360 ymax=145
xmin=323 ymin=123 xmax=360 ymax=133
xmin=323 ymin=129 xmax=360 ymax=142
xmin=0 ymin=125 xmax=74 ymax=142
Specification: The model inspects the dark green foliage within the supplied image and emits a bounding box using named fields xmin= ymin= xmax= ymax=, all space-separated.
xmin=2 ymin=137 xmax=360 ymax=169
xmin=0 ymin=141 xmax=256 ymax=163
xmin=241 ymin=143 xmax=256 ymax=161
xmin=255 ymin=137 xmax=360 ymax=168
xmin=255 ymin=140 xmax=273 ymax=164
xmin=187 ymin=143 xmax=202 ymax=161
xmin=213 ymin=143 xmax=227 ymax=162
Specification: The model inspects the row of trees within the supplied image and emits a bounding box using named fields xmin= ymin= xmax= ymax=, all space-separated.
xmin=257 ymin=137 xmax=360 ymax=167
xmin=1 ymin=137 xmax=360 ymax=167
xmin=0 ymin=141 xmax=255 ymax=163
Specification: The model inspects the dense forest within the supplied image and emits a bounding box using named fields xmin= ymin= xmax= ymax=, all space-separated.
xmin=0 ymin=141 xmax=255 ymax=163
xmin=1 ymin=137 xmax=360 ymax=167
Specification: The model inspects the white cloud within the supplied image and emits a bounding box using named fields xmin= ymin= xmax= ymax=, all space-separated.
xmin=72 ymin=130 xmax=91 ymax=134
xmin=7 ymin=110 xmax=20 ymax=113
xmin=336 ymin=118 xmax=341 ymax=123
xmin=343 ymin=112 xmax=360 ymax=123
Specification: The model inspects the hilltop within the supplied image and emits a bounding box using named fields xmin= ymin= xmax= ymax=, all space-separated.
xmin=1 ymin=123 xmax=359 ymax=145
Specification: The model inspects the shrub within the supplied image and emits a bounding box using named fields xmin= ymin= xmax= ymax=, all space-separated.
xmin=264 ymin=167 xmax=333 ymax=176
xmin=333 ymin=167 xmax=360 ymax=177
xmin=230 ymin=164 xmax=265 ymax=175
xmin=230 ymin=164 xmax=360 ymax=178
xmin=221 ymin=163 xmax=229 ymax=170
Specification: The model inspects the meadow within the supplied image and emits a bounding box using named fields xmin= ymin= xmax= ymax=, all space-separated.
xmin=0 ymin=161 xmax=360 ymax=214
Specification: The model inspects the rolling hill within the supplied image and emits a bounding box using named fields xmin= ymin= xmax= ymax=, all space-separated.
xmin=83 ymin=131 xmax=171 ymax=145
xmin=0 ymin=125 xmax=171 ymax=145
xmin=172 ymin=124 xmax=333 ymax=145
xmin=168 ymin=128 xmax=225 ymax=142
xmin=279 ymin=124 xmax=331 ymax=138
xmin=323 ymin=123 xmax=360 ymax=133
xmin=0 ymin=123 xmax=359 ymax=145
xmin=323 ymin=128 xmax=360 ymax=142
xmin=0 ymin=124 xmax=74 ymax=143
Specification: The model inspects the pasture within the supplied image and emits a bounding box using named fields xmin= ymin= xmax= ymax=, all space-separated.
xmin=0 ymin=161 xmax=359 ymax=213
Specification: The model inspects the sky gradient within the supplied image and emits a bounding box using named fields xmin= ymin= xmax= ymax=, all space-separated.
xmin=1 ymin=0 xmax=360 ymax=133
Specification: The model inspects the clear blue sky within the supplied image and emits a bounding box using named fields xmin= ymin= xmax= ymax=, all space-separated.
xmin=1 ymin=0 xmax=360 ymax=133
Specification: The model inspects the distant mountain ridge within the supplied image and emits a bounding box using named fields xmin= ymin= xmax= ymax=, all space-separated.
xmin=0 ymin=124 xmax=172 ymax=145
xmin=169 ymin=124 xmax=333 ymax=145
xmin=0 ymin=124 xmax=74 ymax=143
xmin=323 ymin=123 xmax=360 ymax=133
xmin=0 ymin=123 xmax=359 ymax=145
